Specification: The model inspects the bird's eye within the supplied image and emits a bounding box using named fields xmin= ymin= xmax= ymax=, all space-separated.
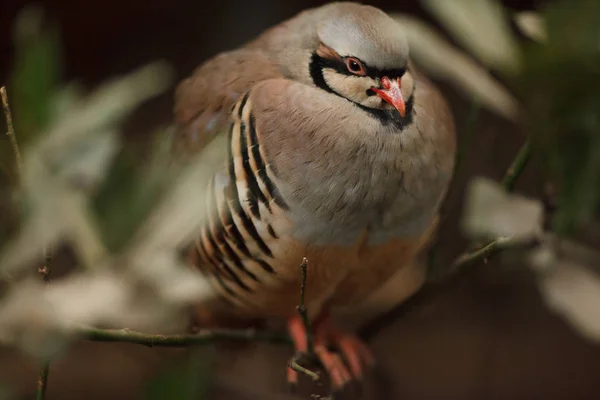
xmin=345 ymin=58 xmax=366 ymax=75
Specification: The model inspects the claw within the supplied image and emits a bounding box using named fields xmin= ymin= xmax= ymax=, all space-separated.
xmin=334 ymin=332 xmax=376 ymax=379
xmin=285 ymin=311 xmax=376 ymax=392
xmin=315 ymin=345 xmax=352 ymax=390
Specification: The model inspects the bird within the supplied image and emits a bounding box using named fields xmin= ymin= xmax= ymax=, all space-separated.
xmin=172 ymin=1 xmax=456 ymax=392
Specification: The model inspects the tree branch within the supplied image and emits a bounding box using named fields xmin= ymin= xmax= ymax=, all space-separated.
xmin=296 ymin=257 xmax=313 ymax=354
xmin=287 ymin=257 xmax=320 ymax=380
xmin=288 ymin=356 xmax=319 ymax=381
xmin=39 ymin=248 xmax=52 ymax=283
xmin=358 ymin=234 xmax=537 ymax=340
xmin=0 ymin=81 xmax=52 ymax=400
xmin=502 ymin=138 xmax=532 ymax=192
xmin=4 ymin=85 xmax=53 ymax=400
xmin=36 ymin=249 xmax=52 ymax=400
xmin=0 ymin=86 xmax=23 ymax=182
xmin=0 ymin=86 xmax=52 ymax=400
xmin=80 ymin=326 xmax=291 ymax=347
xmin=448 ymin=235 xmax=538 ymax=275
xmin=36 ymin=364 xmax=49 ymax=400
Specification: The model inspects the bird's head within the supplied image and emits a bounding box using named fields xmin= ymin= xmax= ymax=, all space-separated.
xmin=308 ymin=4 xmax=414 ymax=118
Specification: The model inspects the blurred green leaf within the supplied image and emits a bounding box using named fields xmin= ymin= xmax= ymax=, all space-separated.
xmin=1 ymin=5 xmax=62 ymax=188
xmin=145 ymin=348 xmax=213 ymax=400
xmin=8 ymin=5 xmax=62 ymax=143
xmin=91 ymin=130 xmax=179 ymax=253
xmin=517 ymin=0 xmax=600 ymax=234
xmin=513 ymin=11 xmax=546 ymax=43
xmin=391 ymin=12 xmax=519 ymax=121
xmin=0 ymin=382 xmax=15 ymax=400
xmin=421 ymin=0 xmax=520 ymax=73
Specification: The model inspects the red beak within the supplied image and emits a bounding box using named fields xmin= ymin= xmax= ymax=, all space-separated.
xmin=370 ymin=76 xmax=406 ymax=117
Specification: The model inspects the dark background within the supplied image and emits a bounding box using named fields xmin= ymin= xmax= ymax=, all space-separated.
xmin=2 ymin=1 xmax=600 ymax=399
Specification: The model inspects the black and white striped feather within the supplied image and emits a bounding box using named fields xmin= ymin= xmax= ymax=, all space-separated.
xmin=191 ymin=91 xmax=291 ymax=308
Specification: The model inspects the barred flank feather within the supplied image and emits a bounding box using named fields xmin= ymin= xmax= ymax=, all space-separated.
xmin=191 ymin=91 xmax=288 ymax=307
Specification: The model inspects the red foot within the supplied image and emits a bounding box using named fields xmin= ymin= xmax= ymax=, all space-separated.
xmin=286 ymin=311 xmax=375 ymax=391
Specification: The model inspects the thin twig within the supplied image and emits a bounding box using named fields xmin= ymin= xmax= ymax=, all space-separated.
xmin=0 ymin=86 xmax=23 ymax=181
xmin=296 ymin=257 xmax=313 ymax=355
xmin=36 ymin=247 xmax=52 ymax=400
xmin=3 ymin=85 xmax=52 ymax=400
xmin=36 ymin=364 xmax=49 ymax=400
xmin=501 ymin=138 xmax=532 ymax=192
xmin=39 ymin=247 xmax=52 ymax=283
xmin=358 ymin=234 xmax=537 ymax=340
xmin=80 ymin=326 xmax=291 ymax=346
xmin=450 ymin=137 xmax=536 ymax=271
xmin=288 ymin=355 xmax=319 ymax=381
xmin=451 ymin=236 xmax=534 ymax=270
xmin=287 ymin=258 xmax=320 ymax=382
xmin=464 ymin=139 xmax=533 ymax=252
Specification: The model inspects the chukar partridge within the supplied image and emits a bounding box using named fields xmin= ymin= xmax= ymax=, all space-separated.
xmin=173 ymin=1 xmax=456 ymax=391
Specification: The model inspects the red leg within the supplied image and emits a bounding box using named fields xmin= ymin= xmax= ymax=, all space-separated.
xmin=286 ymin=310 xmax=376 ymax=391
xmin=319 ymin=317 xmax=376 ymax=379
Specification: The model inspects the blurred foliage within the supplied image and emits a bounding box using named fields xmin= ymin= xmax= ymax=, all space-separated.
xmin=1 ymin=0 xmax=600 ymax=397
xmin=515 ymin=0 xmax=600 ymax=234
xmin=0 ymin=5 xmax=226 ymax=398
xmin=0 ymin=0 xmax=219 ymax=359
xmin=0 ymin=5 xmax=183 ymax=256
xmin=0 ymin=384 xmax=14 ymax=400
xmin=414 ymin=0 xmax=600 ymax=237
xmin=91 ymin=130 xmax=178 ymax=253
xmin=418 ymin=0 xmax=600 ymax=344
xmin=145 ymin=348 xmax=214 ymax=400
xmin=0 ymin=6 xmax=62 ymax=242
xmin=2 ymin=6 xmax=62 ymax=169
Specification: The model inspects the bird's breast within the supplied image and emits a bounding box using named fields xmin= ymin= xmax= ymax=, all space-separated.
xmin=277 ymin=120 xmax=446 ymax=247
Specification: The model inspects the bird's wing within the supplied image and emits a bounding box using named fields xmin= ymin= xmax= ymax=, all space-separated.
xmin=187 ymin=78 xmax=371 ymax=320
xmin=172 ymin=48 xmax=282 ymax=157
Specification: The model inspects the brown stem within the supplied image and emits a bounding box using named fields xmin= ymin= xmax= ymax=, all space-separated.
xmin=39 ymin=248 xmax=52 ymax=283
xmin=296 ymin=257 xmax=313 ymax=355
xmin=288 ymin=355 xmax=319 ymax=381
xmin=80 ymin=326 xmax=291 ymax=346
xmin=448 ymin=235 xmax=537 ymax=275
xmin=501 ymin=138 xmax=532 ymax=192
xmin=0 ymin=86 xmax=23 ymax=182
xmin=2 ymin=85 xmax=52 ymax=400
xmin=36 ymin=363 xmax=49 ymax=400
xmin=35 ymin=248 xmax=52 ymax=400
